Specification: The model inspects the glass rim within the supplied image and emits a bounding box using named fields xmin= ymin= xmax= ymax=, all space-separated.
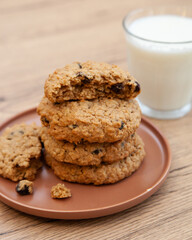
xmin=122 ymin=8 xmax=192 ymax=45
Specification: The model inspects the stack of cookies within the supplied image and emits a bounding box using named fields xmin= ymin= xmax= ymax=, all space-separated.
xmin=37 ymin=61 xmax=145 ymax=185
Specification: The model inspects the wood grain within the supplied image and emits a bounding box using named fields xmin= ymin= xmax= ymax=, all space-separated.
xmin=0 ymin=0 xmax=192 ymax=239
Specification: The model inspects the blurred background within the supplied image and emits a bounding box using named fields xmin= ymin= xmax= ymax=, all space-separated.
xmin=0 ymin=0 xmax=191 ymax=122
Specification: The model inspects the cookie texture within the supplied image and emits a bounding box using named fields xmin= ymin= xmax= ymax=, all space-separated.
xmin=37 ymin=97 xmax=141 ymax=143
xmin=0 ymin=123 xmax=42 ymax=182
xmin=44 ymin=137 xmax=145 ymax=185
xmin=41 ymin=126 xmax=141 ymax=166
xmin=51 ymin=183 xmax=71 ymax=199
xmin=44 ymin=61 xmax=141 ymax=102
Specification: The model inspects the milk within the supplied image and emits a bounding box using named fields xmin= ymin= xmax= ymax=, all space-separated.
xmin=124 ymin=15 xmax=192 ymax=112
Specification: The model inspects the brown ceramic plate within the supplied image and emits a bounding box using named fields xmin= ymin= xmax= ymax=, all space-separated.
xmin=0 ymin=108 xmax=171 ymax=219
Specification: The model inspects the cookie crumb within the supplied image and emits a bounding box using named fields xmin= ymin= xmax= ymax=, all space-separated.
xmin=16 ymin=180 xmax=33 ymax=195
xmin=51 ymin=183 xmax=71 ymax=199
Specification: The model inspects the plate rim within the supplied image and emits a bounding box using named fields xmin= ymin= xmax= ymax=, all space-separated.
xmin=0 ymin=108 xmax=171 ymax=219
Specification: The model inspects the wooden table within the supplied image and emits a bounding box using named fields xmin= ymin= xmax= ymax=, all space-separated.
xmin=0 ymin=0 xmax=192 ymax=239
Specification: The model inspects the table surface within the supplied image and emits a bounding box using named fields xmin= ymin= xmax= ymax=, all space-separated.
xmin=0 ymin=0 xmax=192 ymax=239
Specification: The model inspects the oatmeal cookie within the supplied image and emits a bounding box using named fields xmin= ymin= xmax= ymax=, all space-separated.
xmin=41 ymin=126 xmax=141 ymax=166
xmin=44 ymin=61 xmax=141 ymax=102
xmin=44 ymin=137 xmax=145 ymax=185
xmin=37 ymin=97 xmax=141 ymax=143
xmin=0 ymin=123 xmax=42 ymax=182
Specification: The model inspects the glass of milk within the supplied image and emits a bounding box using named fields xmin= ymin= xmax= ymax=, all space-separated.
xmin=123 ymin=7 xmax=192 ymax=119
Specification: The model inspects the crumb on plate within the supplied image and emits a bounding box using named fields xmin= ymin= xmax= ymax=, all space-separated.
xmin=51 ymin=183 xmax=71 ymax=199
xmin=16 ymin=180 xmax=33 ymax=195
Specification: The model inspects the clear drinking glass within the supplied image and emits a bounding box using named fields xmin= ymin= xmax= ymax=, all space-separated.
xmin=123 ymin=6 xmax=192 ymax=119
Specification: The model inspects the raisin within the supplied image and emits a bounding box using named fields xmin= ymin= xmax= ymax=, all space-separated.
xmin=82 ymin=78 xmax=92 ymax=84
xmin=16 ymin=181 xmax=33 ymax=195
xmin=76 ymin=72 xmax=82 ymax=77
xmin=92 ymin=149 xmax=102 ymax=155
xmin=16 ymin=185 xmax=29 ymax=195
xmin=69 ymin=124 xmax=78 ymax=129
xmin=54 ymin=102 xmax=60 ymax=105
xmin=76 ymin=72 xmax=92 ymax=84
xmin=121 ymin=142 xmax=125 ymax=147
xmin=42 ymin=117 xmax=49 ymax=124
xmin=77 ymin=63 xmax=82 ymax=69
xmin=119 ymin=121 xmax=125 ymax=130
xmin=7 ymin=131 xmax=14 ymax=140
xmin=111 ymin=83 xmax=124 ymax=94
xmin=19 ymin=130 xmax=24 ymax=134
xmin=134 ymin=81 xmax=140 ymax=92
xmin=128 ymin=85 xmax=132 ymax=91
